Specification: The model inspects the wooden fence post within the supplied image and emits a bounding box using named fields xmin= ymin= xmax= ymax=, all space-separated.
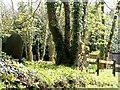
xmin=97 ymin=57 xmax=99 ymax=76
xmin=113 ymin=60 xmax=116 ymax=76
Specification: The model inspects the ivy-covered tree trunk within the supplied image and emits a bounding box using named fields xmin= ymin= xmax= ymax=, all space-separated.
xmin=70 ymin=2 xmax=82 ymax=65
xmin=104 ymin=2 xmax=119 ymax=61
xmin=82 ymin=1 xmax=88 ymax=41
xmin=47 ymin=2 xmax=67 ymax=65
xmin=104 ymin=16 xmax=117 ymax=61
xmin=62 ymin=1 xmax=71 ymax=61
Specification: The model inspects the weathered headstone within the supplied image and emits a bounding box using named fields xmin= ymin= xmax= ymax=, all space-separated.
xmin=2 ymin=33 xmax=24 ymax=62
xmin=112 ymin=52 xmax=120 ymax=64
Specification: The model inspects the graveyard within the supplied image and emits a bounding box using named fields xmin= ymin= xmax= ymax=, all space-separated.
xmin=0 ymin=0 xmax=120 ymax=89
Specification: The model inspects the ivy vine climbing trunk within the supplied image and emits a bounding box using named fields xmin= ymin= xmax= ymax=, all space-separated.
xmin=70 ymin=2 xmax=82 ymax=65
xmin=47 ymin=1 xmax=83 ymax=65
xmin=47 ymin=2 xmax=67 ymax=65
xmin=104 ymin=2 xmax=119 ymax=61
xmin=61 ymin=1 xmax=71 ymax=62
xmin=82 ymin=1 xmax=88 ymax=42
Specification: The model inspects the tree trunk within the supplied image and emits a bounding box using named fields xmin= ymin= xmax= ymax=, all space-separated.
xmin=25 ymin=41 xmax=28 ymax=59
xmin=27 ymin=30 xmax=33 ymax=61
xmin=104 ymin=2 xmax=119 ymax=61
xmin=11 ymin=0 xmax=14 ymax=19
xmin=70 ymin=2 xmax=82 ymax=65
xmin=36 ymin=39 xmax=40 ymax=61
xmin=10 ymin=0 xmax=15 ymax=30
xmin=82 ymin=1 xmax=88 ymax=42
xmin=26 ymin=0 xmax=33 ymax=61
xmin=62 ymin=1 xmax=71 ymax=61
xmin=41 ymin=27 xmax=48 ymax=61
xmin=27 ymin=43 xmax=33 ymax=61
xmin=47 ymin=2 xmax=67 ymax=65
xmin=118 ymin=1 xmax=120 ymax=51
xmin=48 ymin=34 xmax=55 ymax=62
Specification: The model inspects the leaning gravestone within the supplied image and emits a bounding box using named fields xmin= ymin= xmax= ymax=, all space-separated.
xmin=2 ymin=33 xmax=24 ymax=62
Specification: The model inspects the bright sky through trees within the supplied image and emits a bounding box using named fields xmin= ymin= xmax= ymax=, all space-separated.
xmin=2 ymin=0 xmax=117 ymax=12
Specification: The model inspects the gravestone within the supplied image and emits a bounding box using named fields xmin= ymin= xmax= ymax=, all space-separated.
xmin=2 ymin=33 xmax=24 ymax=62
xmin=112 ymin=52 xmax=120 ymax=64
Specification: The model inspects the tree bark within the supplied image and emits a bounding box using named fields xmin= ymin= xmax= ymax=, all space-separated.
xmin=10 ymin=0 xmax=15 ymax=30
xmin=36 ymin=38 xmax=40 ymax=61
xmin=10 ymin=0 xmax=15 ymax=17
xmin=104 ymin=2 xmax=119 ymax=61
xmin=27 ymin=0 xmax=33 ymax=61
xmin=41 ymin=27 xmax=48 ymax=61
xmin=26 ymin=30 xmax=33 ymax=61
xmin=82 ymin=1 xmax=88 ymax=42
xmin=48 ymin=34 xmax=55 ymax=62
xmin=118 ymin=1 xmax=120 ymax=51
xmin=27 ymin=43 xmax=33 ymax=61
xmin=70 ymin=2 xmax=82 ymax=65
xmin=62 ymin=1 xmax=71 ymax=61
xmin=47 ymin=2 xmax=67 ymax=65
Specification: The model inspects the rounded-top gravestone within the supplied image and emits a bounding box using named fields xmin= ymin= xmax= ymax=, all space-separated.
xmin=2 ymin=33 xmax=24 ymax=62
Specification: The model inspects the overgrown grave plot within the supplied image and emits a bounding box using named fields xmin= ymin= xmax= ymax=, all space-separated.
xmin=0 ymin=53 xmax=119 ymax=88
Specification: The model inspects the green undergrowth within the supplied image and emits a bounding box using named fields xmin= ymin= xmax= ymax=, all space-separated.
xmin=0 ymin=60 xmax=119 ymax=89
xmin=22 ymin=61 xmax=119 ymax=88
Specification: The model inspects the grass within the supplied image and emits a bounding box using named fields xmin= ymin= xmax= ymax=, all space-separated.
xmin=0 ymin=60 xmax=119 ymax=89
xmin=23 ymin=61 xmax=119 ymax=88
